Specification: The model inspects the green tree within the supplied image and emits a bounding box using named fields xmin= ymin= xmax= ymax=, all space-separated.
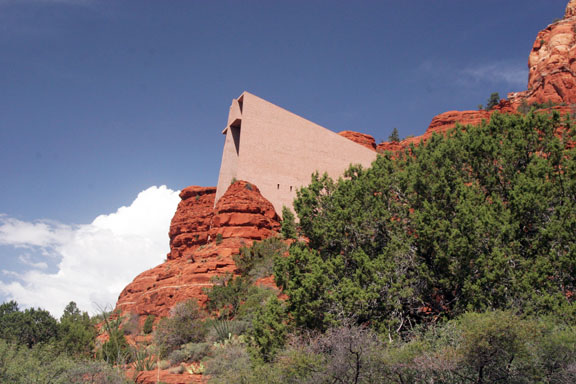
xmin=0 ymin=302 xmax=59 ymax=348
xmin=142 ymin=315 xmax=155 ymax=335
xmin=388 ymin=127 xmax=400 ymax=142
xmin=486 ymin=92 xmax=500 ymax=110
xmin=249 ymin=296 xmax=287 ymax=363
xmin=59 ymin=301 xmax=96 ymax=357
xmin=281 ymin=206 xmax=297 ymax=239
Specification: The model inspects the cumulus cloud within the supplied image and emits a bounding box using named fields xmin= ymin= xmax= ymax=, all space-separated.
xmin=0 ymin=186 xmax=180 ymax=317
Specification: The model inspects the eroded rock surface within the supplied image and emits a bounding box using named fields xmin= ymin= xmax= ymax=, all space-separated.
xmin=509 ymin=1 xmax=576 ymax=106
xmin=338 ymin=131 xmax=377 ymax=150
xmin=115 ymin=181 xmax=280 ymax=319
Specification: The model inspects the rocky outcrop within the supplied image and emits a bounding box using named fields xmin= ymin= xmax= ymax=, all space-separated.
xmin=168 ymin=186 xmax=216 ymax=261
xmin=211 ymin=181 xmax=280 ymax=241
xmin=133 ymin=369 xmax=204 ymax=384
xmin=567 ymin=0 xmax=576 ymax=18
xmin=338 ymin=131 xmax=377 ymax=150
xmin=509 ymin=0 xmax=576 ymax=106
xmin=115 ymin=181 xmax=280 ymax=319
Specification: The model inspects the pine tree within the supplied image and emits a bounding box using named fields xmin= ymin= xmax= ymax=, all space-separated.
xmin=281 ymin=206 xmax=297 ymax=239
xmin=388 ymin=127 xmax=400 ymax=142
xmin=486 ymin=92 xmax=500 ymax=110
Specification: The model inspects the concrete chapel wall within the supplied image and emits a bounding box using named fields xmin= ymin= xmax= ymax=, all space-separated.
xmin=215 ymin=92 xmax=378 ymax=216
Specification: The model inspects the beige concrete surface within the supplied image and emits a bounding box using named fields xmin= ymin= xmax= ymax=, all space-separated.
xmin=215 ymin=92 xmax=378 ymax=217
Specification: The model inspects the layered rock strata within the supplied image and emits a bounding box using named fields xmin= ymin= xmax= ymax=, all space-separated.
xmin=115 ymin=181 xmax=280 ymax=319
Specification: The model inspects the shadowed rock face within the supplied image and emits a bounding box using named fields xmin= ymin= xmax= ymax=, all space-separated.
xmin=114 ymin=181 xmax=280 ymax=319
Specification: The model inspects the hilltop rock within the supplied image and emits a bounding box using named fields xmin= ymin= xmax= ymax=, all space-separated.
xmin=211 ymin=180 xmax=280 ymax=241
xmin=509 ymin=1 xmax=576 ymax=106
xmin=566 ymin=0 xmax=576 ymax=19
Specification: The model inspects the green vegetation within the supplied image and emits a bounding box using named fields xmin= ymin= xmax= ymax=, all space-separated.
xmin=154 ymin=300 xmax=208 ymax=357
xmin=142 ymin=314 xmax=155 ymax=334
xmin=388 ymin=127 xmax=400 ymax=142
xmin=281 ymin=206 xmax=297 ymax=239
xmin=0 ymin=301 xmax=129 ymax=383
xmin=486 ymin=92 xmax=500 ymax=110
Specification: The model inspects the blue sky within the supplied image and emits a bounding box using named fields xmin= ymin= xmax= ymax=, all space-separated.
xmin=0 ymin=0 xmax=568 ymax=315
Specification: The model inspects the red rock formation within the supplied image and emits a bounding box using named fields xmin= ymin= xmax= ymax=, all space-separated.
xmin=425 ymin=110 xmax=490 ymax=136
xmin=133 ymin=369 xmax=205 ymax=384
xmin=509 ymin=0 xmax=576 ymax=106
xmin=211 ymin=181 xmax=280 ymax=241
xmin=376 ymin=141 xmax=405 ymax=153
xmin=567 ymin=0 xmax=576 ymax=18
xmin=115 ymin=181 xmax=280 ymax=319
xmin=338 ymin=131 xmax=377 ymax=150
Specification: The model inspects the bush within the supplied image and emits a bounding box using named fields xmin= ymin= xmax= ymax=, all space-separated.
xmin=233 ymin=237 xmax=287 ymax=279
xmin=121 ymin=312 xmax=139 ymax=336
xmin=143 ymin=315 xmax=155 ymax=334
xmin=66 ymin=361 xmax=129 ymax=384
xmin=203 ymin=340 xmax=251 ymax=383
xmin=249 ymin=296 xmax=288 ymax=363
xmin=168 ymin=342 xmax=211 ymax=365
xmin=98 ymin=310 xmax=132 ymax=365
xmin=281 ymin=206 xmax=297 ymax=239
xmin=205 ymin=274 xmax=276 ymax=320
xmin=0 ymin=341 xmax=74 ymax=384
xmin=154 ymin=300 xmax=208 ymax=357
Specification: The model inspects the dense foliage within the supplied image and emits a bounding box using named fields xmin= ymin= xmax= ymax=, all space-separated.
xmin=0 ymin=301 xmax=128 ymax=383
xmin=276 ymin=111 xmax=576 ymax=335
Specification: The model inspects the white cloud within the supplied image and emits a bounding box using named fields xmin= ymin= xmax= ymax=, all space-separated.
xmin=0 ymin=216 xmax=73 ymax=248
xmin=460 ymin=63 xmax=528 ymax=87
xmin=0 ymin=185 xmax=180 ymax=317
xmin=418 ymin=59 xmax=528 ymax=88
xmin=18 ymin=254 xmax=48 ymax=269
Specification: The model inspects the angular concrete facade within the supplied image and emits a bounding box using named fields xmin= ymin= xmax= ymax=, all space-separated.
xmin=215 ymin=92 xmax=378 ymax=216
